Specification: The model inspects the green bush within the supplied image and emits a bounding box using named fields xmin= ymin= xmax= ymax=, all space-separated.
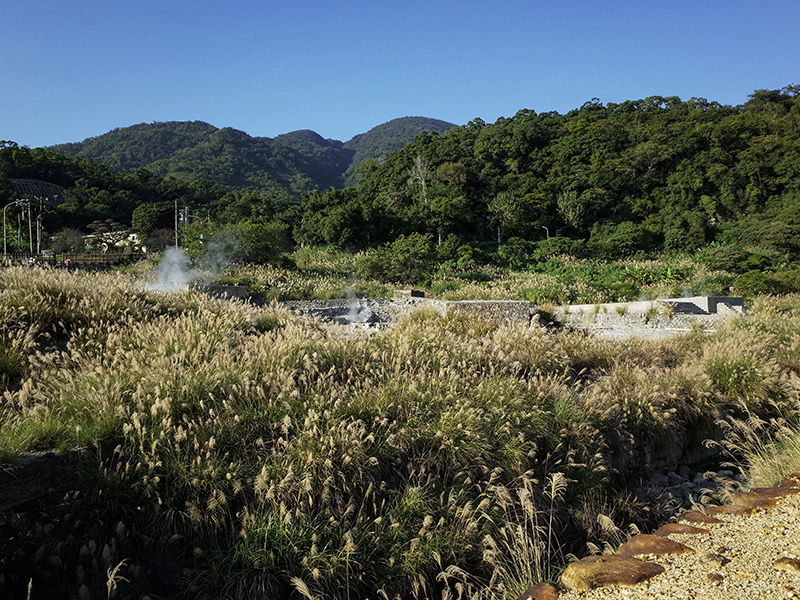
xmin=734 ymin=270 xmax=785 ymax=296
xmin=533 ymin=236 xmax=585 ymax=260
xmin=231 ymin=220 xmax=293 ymax=264
xmin=498 ymin=237 xmax=537 ymax=269
xmin=355 ymin=233 xmax=435 ymax=284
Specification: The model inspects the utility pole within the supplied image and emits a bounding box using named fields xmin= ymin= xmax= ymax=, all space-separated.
xmin=174 ymin=198 xmax=179 ymax=248
xmin=27 ymin=203 xmax=33 ymax=255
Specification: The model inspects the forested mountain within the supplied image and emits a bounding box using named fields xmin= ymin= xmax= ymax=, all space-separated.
xmin=47 ymin=117 xmax=455 ymax=194
xmin=342 ymin=117 xmax=457 ymax=185
xmin=295 ymin=87 xmax=800 ymax=263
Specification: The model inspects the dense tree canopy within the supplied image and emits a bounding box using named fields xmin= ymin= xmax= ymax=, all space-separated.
xmin=3 ymin=87 xmax=800 ymax=272
xmin=296 ymin=86 xmax=800 ymax=261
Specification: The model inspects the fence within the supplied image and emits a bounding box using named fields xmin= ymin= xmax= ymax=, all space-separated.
xmin=1 ymin=252 xmax=145 ymax=268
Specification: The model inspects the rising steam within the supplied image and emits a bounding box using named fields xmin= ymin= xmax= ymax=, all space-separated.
xmin=146 ymin=232 xmax=241 ymax=292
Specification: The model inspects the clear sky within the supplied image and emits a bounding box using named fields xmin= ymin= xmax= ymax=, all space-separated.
xmin=1 ymin=0 xmax=797 ymax=148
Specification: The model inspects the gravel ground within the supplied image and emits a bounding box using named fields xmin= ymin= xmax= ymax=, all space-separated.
xmin=560 ymin=492 xmax=800 ymax=600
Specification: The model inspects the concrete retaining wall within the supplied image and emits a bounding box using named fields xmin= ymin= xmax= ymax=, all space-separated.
xmin=442 ymin=300 xmax=531 ymax=326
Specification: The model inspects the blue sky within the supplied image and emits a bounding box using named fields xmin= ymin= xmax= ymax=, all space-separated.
xmin=1 ymin=0 xmax=796 ymax=148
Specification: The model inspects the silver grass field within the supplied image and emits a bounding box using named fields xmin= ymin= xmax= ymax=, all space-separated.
xmin=1 ymin=265 xmax=799 ymax=599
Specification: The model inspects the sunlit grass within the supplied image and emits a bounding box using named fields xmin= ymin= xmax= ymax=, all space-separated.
xmin=1 ymin=266 xmax=799 ymax=599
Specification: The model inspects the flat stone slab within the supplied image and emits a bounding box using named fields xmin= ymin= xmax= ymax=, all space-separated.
xmin=617 ymin=534 xmax=694 ymax=557
xmin=730 ymin=491 xmax=780 ymax=509
xmin=775 ymin=473 xmax=800 ymax=487
xmin=560 ymin=554 xmax=665 ymax=591
xmin=652 ymin=523 xmax=710 ymax=536
xmin=749 ymin=486 xmax=800 ymax=498
xmin=678 ymin=510 xmax=724 ymax=525
xmin=706 ymin=504 xmax=756 ymax=516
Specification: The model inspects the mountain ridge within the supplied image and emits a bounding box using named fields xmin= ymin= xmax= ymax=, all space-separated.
xmin=47 ymin=117 xmax=457 ymax=195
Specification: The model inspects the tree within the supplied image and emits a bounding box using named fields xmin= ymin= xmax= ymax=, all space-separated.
xmin=488 ymin=191 xmax=524 ymax=244
xmin=355 ymin=233 xmax=435 ymax=284
xmin=88 ymin=219 xmax=130 ymax=252
xmin=231 ymin=221 xmax=293 ymax=264
xmin=557 ymin=189 xmax=588 ymax=230
xmin=50 ymin=228 xmax=85 ymax=253
xmin=406 ymin=154 xmax=431 ymax=204
xmin=132 ymin=202 xmax=172 ymax=239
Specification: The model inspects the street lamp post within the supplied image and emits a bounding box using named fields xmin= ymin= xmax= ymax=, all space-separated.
xmin=3 ymin=199 xmax=28 ymax=258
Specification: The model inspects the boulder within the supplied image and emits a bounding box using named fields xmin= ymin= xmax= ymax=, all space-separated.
xmin=730 ymin=491 xmax=779 ymax=509
xmin=677 ymin=511 xmax=724 ymax=525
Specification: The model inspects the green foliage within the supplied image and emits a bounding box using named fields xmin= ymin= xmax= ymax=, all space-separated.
xmin=230 ymin=220 xmax=293 ymax=264
xmin=733 ymin=270 xmax=797 ymax=297
xmin=131 ymin=201 xmax=172 ymax=237
xmin=587 ymin=221 xmax=657 ymax=259
xmin=6 ymin=86 xmax=800 ymax=282
xmin=355 ymin=233 xmax=435 ymax=284
xmin=342 ymin=117 xmax=456 ymax=185
xmin=47 ymin=118 xmax=455 ymax=196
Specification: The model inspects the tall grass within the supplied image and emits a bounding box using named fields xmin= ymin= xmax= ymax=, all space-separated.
xmin=2 ymin=266 xmax=800 ymax=599
xmin=223 ymin=247 xmax=734 ymax=304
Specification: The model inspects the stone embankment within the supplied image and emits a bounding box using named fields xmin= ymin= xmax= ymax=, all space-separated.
xmin=197 ymin=284 xmax=746 ymax=340
xmin=280 ymin=293 xmax=746 ymax=341
xmin=283 ymin=294 xmax=533 ymax=328
xmin=516 ymin=474 xmax=800 ymax=600
xmin=559 ymin=296 xmax=746 ymax=340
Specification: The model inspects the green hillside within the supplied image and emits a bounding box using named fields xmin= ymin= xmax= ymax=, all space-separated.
xmin=342 ymin=116 xmax=457 ymax=184
xmin=46 ymin=117 xmax=455 ymax=194
xmin=296 ymin=87 xmax=800 ymax=265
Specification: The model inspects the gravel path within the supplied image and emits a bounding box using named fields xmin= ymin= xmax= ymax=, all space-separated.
xmin=560 ymin=492 xmax=800 ymax=600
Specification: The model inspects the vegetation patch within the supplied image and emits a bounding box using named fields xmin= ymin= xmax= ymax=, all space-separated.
xmin=1 ymin=268 xmax=800 ymax=599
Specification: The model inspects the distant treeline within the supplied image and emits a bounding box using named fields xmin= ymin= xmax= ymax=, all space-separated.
xmin=295 ymin=87 xmax=800 ymax=261
xmin=1 ymin=87 xmax=799 ymax=266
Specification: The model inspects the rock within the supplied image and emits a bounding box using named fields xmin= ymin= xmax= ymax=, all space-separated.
xmin=701 ymin=552 xmax=730 ymax=567
xmin=750 ymin=486 xmax=800 ymax=498
xmin=617 ymin=534 xmax=694 ymax=557
xmin=775 ymin=557 xmax=800 ymax=573
xmin=677 ymin=464 xmax=693 ymax=480
xmin=707 ymin=572 xmax=724 ymax=583
xmin=648 ymin=472 xmax=670 ymax=487
xmin=772 ymin=478 xmax=800 ymax=490
xmin=775 ymin=472 xmax=800 ymax=487
xmin=652 ymin=523 xmax=710 ymax=536
xmin=560 ymin=554 xmax=665 ymax=591
xmin=730 ymin=491 xmax=779 ymax=510
xmin=514 ymin=581 xmax=560 ymax=600
xmin=666 ymin=471 xmax=684 ymax=485
xmin=678 ymin=511 xmax=724 ymax=525
xmin=706 ymin=504 xmax=756 ymax=516
xmin=667 ymin=484 xmax=690 ymax=500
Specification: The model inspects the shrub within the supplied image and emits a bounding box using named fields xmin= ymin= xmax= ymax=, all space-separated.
xmin=231 ymin=220 xmax=293 ymax=264
xmin=733 ymin=270 xmax=784 ymax=296
xmin=355 ymin=232 xmax=435 ymax=284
